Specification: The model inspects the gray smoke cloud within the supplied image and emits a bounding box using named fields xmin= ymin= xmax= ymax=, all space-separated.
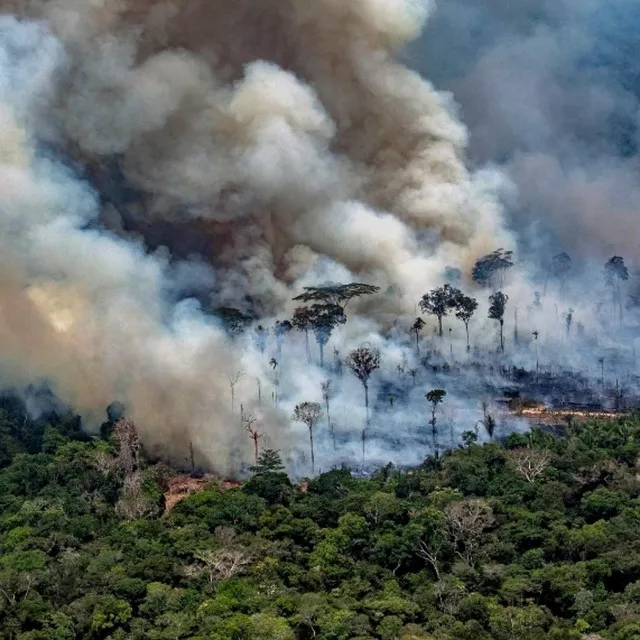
xmin=0 ymin=1 xmax=522 ymax=474
xmin=404 ymin=0 xmax=640 ymax=262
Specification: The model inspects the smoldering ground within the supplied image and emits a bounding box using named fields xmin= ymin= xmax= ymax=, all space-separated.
xmin=0 ymin=1 xmax=637 ymax=477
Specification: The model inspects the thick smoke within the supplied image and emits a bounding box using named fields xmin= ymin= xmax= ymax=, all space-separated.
xmin=0 ymin=1 xmax=520 ymax=474
xmin=405 ymin=0 xmax=640 ymax=262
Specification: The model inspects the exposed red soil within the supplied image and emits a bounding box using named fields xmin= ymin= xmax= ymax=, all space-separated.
xmin=163 ymin=474 xmax=241 ymax=514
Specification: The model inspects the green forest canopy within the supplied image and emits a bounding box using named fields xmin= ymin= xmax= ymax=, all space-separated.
xmin=2 ymin=406 xmax=640 ymax=639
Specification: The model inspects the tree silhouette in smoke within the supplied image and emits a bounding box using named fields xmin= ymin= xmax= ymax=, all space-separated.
xmin=419 ymin=284 xmax=458 ymax=337
xmin=472 ymin=249 xmax=514 ymax=289
xmin=453 ymin=293 xmax=478 ymax=353
xmin=292 ymin=307 xmax=314 ymax=363
xmin=604 ymin=256 xmax=629 ymax=325
xmin=488 ymin=292 xmax=508 ymax=353
xmin=293 ymin=402 xmax=322 ymax=475
xmin=217 ymin=308 xmax=253 ymax=336
xmin=293 ymin=283 xmax=380 ymax=311
xmin=308 ymin=304 xmax=346 ymax=368
xmin=411 ymin=317 xmax=426 ymax=358
xmin=346 ymin=346 xmax=381 ymax=468
xmin=425 ymin=389 xmax=446 ymax=458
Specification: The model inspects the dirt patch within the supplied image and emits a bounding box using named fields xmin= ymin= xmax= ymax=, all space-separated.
xmin=163 ymin=474 xmax=242 ymax=514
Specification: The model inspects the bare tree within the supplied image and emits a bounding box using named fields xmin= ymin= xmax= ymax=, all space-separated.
xmin=488 ymin=291 xmax=508 ymax=353
xmin=346 ymin=346 xmax=381 ymax=467
xmin=185 ymin=527 xmax=252 ymax=583
xmin=321 ymin=380 xmax=336 ymax=451
xmin=444 ymin=499 xmax=495 ymax=567
xmin=415 ymin=509 xmax=449 ymax=580
xmin=507 ymin=448 xmax=552 ymax=483
xmin=242 ymin=406 xmax=263 ymax=463
xmin=426 ymin=389 xmax=447 ymax=457
xmin=293 ymin=402 xmax=323 ymax=475
xmin=115 ymin=472 xmax=159 ymax=521
xmin=113 ymin=418 xmax=142 ymax=474
xmin=227 ymin=370 xmax=244 ymax=414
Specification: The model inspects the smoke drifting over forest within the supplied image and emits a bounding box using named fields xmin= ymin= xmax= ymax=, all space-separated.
xmin=0 ymin=0 xmax=638 ymax=476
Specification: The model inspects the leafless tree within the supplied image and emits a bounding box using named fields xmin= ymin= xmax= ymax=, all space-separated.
xmin=115 ymin=472 xmax=159 ymax=521
xmin=113 ymin=418 xmax=141 ymax=474
xmin=185 ymin=527 xmax=252 ymax=583
xmin=227 ymin=370 xmax=244 ymax=414
xmin=444 ymin=499 xmax=495 ymax=567
xmin=507 ymin=448 xmax=552 ymax=483
xmin=293 ymin=402 xmax=323 ymax=475
xmin=321 ymin=380 xmax=336 ymax=450
xmin=346 ymin=346 xmax=381 ymax=467
xmin=242 ymin=406 xmax=263 ymax=463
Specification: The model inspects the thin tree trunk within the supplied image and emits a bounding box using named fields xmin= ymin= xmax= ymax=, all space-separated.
xmin=325 ymin=396 xmax=335 ymax=451
xmin=309 ymin=424 xmax=315 ymax=475
xmin=438 ymin=315 xmax=443 ymax=337
xmin=253 ymin=437 xmax=259 ymax=463
xmin=304 ymin=330 xmax=310 ymax=363
xmin=415 ymin=330 xmax=420 ymax=359
xmin=363 ymin=382 xmax=370 ymax=469
xmin=465 ymin=322 xmax=470 ymax=353
xmin=319 ymin=342 xmax=325 ymax=368
xmin=499 ymin=320 xmax=504 ymax=353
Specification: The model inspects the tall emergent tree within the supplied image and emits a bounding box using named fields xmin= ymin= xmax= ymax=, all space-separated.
xmin=425 ymin=389 xmax=446 ymax=457
xmin=419 ymin=284 xmax=458 ymax=337
xmin=293 ymin=282 xmax=380 ymax=311
xmin=293 ymin=402 xmax=322 ymax=475
xmin=346 ymin=346 xmax=381 ymax=466
xmin=453 ymin=293 xmax=478 ymax=352
xmin=472 ymin=249 xmax=514 ymax=289
xmin=488 ymin=291 xmax=509 ymax=353
xmin=411 ymin=317 xmax=426 ymax=358
xmin=309 ymin=304 xmax=346 ymax=367
xmin=604 ymin=256 xmax=629 ymax=324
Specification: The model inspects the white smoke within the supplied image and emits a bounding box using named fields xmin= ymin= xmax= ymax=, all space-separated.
xmin=0 ymin=2 xmax=529 ymax=475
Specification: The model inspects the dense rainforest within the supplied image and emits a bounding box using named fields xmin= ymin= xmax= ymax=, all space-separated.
xmin=3 ymin=405 xmax=640 ymax=640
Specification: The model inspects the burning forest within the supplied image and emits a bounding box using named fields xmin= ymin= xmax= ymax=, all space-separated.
xmin=0 ymin=0 xmax=640 ymax=478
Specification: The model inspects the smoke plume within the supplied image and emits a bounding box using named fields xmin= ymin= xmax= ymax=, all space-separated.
xmin=0 ymin=0 xmax=520 ymax=473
